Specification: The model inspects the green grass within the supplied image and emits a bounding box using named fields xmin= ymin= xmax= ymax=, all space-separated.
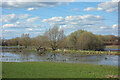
xmin=2 ymin=62 xmax=118 ymax=78
xmin=2 ymin=45 xmax=119 ymax=55
xmin=48 ymin=49 xmax=119 ymax=55
xmin=105 ymin=45 xmax=118 ymax=49
xmin=0 ymin=46 xmax=25 ymax=47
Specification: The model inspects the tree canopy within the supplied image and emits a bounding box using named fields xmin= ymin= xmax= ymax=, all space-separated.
xmin=2 ymin=25 xmax=119 ymax=51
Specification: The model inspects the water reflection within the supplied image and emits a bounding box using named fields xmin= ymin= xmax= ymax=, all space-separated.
xmin=1 ymin=51 xmax=118 ymax=66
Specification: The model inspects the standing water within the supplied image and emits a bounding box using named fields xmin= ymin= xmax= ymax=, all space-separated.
xmin=1 ymin=51 xmax=118 ymax=66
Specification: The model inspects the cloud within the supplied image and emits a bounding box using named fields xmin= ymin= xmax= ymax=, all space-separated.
xmin=2 ymin=20 xmax=45 ymax=38
xmin=3 ymin=24 xmax=17 ymax=28
xmin=2 ymin=0 xmax=75 ymax=2
xmin=41 ymin=15 xmax=118 ymax=36
xmin=2 ymin=2 xmax=61 ymax=9
xmin=2 ymin=13 xmax=42 ymax=29
xmin=84 ymin=2 xmax=118 ymax=13
xmin=84 ymin=7 xmax=103 ymax=11
xmin=70 ymin=8 xmax=79 ymax=11
xmin=42 ymin=15 xmax=104 ymax=29
xmin=27 ymin=8 xmax=38 ymax=11
xmin=2 ymin=22 xmax=44 ymax=29
xmin=84 ymin=7 xmax=97 ymax=11
xmin=100 ymin=26 xmax=106 ymax=29
xmin=112 ymin=0 xmax=120 ymax=2
xmin=100 ymin=24 xmax=118 ymax=29
xmin=112 ymin=24 xmax=117 ymax=29
xmin=87 ymin=24 xmax=118 ymax=36
xmin=26 ymin=28 xmax=33 ymax=31
xmin=2 ymin=14 xmax=29 ymax=23
xmin=26 ymin=17 xmax=39 ymax=22
xmin=25 ymin=28 xmax=42 ymax=32
xmin=2 ymin=16 xmax=43 ymax=29
xmin=4 ymin=29 xmax=17 ymax=32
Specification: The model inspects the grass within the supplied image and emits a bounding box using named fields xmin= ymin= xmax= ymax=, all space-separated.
xmin=105 ymin=45 xmax=118 ymax=49
xmin=2 ymin=45 xmax=119 ymax=55
xmin=2 ymin=62 xmax=118 ymax=78
xmin=5 ymin=48 xmax=119 ymax=55
xmin=0 ymin=46 xmax=25 ymax=47
xmin=48 ymin=49 xmax=119 ymax=55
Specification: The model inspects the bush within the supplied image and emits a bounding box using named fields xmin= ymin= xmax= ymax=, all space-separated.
xmin=77 ymin=32 xmax=104 ymax=50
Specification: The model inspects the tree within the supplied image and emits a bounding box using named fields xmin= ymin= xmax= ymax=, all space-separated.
xmin=58 ymin=37 xmax=72 ymax=49
xmin=69 ymin=30 xmax=85 ymax=49
xmin=0 ymin=37 xmax=2 ymax=46
xmin=44 ymin=25 xmax=64 ymax=50
xmin=19 ymin=33 xmax=31 ymax=48
xmin=31 ymin=35 xmax=48 ymax=49
xmin=77 ymin=32 xmax=104 ymax=50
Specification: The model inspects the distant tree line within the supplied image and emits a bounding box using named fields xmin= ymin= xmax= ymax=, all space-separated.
xmin=1 ymin=26 xmax=119 ymax=51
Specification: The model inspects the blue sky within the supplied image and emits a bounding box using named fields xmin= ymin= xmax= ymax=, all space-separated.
xmin=1 ymin=2 xmax=118 ymax=39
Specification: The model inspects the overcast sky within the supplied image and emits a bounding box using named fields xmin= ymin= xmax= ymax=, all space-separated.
xmin=1 ymin=1 xmax=118 ymax=39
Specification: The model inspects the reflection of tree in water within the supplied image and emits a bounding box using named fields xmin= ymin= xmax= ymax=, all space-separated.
xmin=37 ymin=52 xmax=45 ymax=56
xmin=19 ymin=52 xmax=31 ymax=62
xmin=49 ymin=53 xmax=56 ymax=61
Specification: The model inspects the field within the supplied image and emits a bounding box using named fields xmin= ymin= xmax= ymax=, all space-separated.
xmin=105 ymin=45 xmax=118 ymax=49
xmin=2 ymin=62 xmax=118 ymax=78
xmin=1 ymin=45 xmax=119 ymax=55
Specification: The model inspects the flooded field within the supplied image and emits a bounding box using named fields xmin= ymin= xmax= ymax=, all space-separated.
xmin=1 ymin=51 xmax=118 ymax=66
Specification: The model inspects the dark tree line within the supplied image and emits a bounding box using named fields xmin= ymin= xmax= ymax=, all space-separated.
xmin=1 ymin=26 xmax=119 ymax=51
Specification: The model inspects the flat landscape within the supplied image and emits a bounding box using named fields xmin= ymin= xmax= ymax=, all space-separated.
xmin=2 ymin=62 xmax=118 ymax=78
xmin=1 ymin=1 xmax=119 ymax=79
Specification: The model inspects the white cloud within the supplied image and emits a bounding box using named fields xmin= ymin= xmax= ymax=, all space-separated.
xmin=2 ymin=14 xmax=41 ymax=29
xmin=27 ymin=8 xmax=38 ymax=11
xmin=112 ymin=24 xmax=117 ymax=29
xmin=26 ymin=28 xmax=33 ymax=31
xmin=2 ymin=22 xmax=43 ymax=29
xmin=84 ymin=7 xmax=97 ymax=11
xmin=2 ymin=0 xmax=75 ymax=2
xmin=2 ymin=17 xmax=42 ymax=29
xmin=2 ymin=14 xmax=29 ymax=23
xmin=100 ymin=26 xmax=106 ymax=29
xmin=100 ymin=24 xmax=118 ymax=30
xmin=84 ymin=7 xmax=103 ymax=11
xmin=41 ymin=15 xmax=118 ymax=36
xmin=42 ymin=15 xmax=104 ymax=29
xmin=3 ymin=24 xmax=16 ymax=28
xmin=4 ymin=29 xmax=17 ymax=32
xmin=98 ymin=2 xmax=118 ymax=13
xmin=25 ymin=28 xmax=42 ymax=31
xmin=84 ymin=2 xmax=118 ymax=13
xmin=2 ymin=2 xmax=61 ymax=9
xmin=112 ymin=0 xmax=120 ymax=2
xmin=42 ymin=17 xmax=64 ymax=23
xmin=26 ymin=17 xmax=39 ymax=22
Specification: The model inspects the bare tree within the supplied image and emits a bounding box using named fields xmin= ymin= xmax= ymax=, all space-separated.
xmin=31 ymin=35 xmax=48 ymax=49
xmin=44 ymin=25 xmax=64 ymax=50
xmin=19 ymin=33 xmax=30 ymax=48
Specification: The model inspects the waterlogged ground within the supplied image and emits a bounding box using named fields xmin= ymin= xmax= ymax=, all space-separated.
xmin=2 ymin=51 xmax=118 ymax=66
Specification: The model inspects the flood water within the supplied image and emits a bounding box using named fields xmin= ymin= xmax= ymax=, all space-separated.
xmin=1 ymin=51 xmax=118 ymax=66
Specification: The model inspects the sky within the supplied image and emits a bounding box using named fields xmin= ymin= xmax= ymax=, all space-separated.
xmin=0 ymin=1 xmax=118 ymax=39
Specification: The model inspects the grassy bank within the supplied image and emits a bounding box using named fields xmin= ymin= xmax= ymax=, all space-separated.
xmin=48 ymin=49 xmax=119 ymax=55
xmin=2 ymin=62 xmax=118 ymax=78
xmin=4 ymin=48 xmax=119 ymax=55
xmin=105 ymin=45 xmax=118 ymax=49
xmin=2 ymin=45 xmax=119 ymax=55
